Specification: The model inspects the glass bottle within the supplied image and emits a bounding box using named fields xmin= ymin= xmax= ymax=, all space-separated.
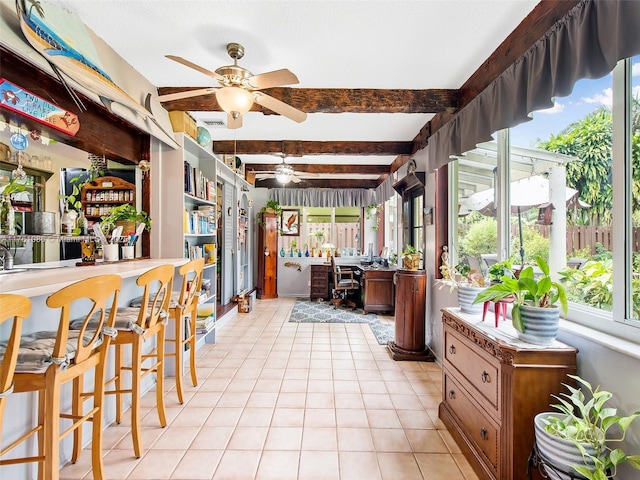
xmin=279 ymin=247 xmax=285 ymax=257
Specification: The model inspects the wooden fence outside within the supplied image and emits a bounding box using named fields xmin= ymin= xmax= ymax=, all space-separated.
xmin=520 ymin=225 xmax=617 ymax=255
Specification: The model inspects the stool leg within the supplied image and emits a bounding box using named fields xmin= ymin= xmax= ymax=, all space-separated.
xmin=188 ymin=312 xmax=198 ymax=388
xmin=174 ymin=310 xmax=185 ymax=404
xmin=502 ymin=302 xmax=508 ymax=322
xmin=482 ymin=301 xmax=489 ymax=322
xmin=71 ymin=375 xmax=83 ymax=463
xmin=44 ymin=375 xmax=61 ymax=480
xmin=156 ymin=326 xmax=168 ymax=428
xmin=115 ymin=344 xmax=123 ymax=424
xmin=131 ymin=336 xmax=143 ymax=458
xmin=37 ymin=387 xmax=46 ymax=480
xmin=91 ymin=351 xmax=109 ymax=480
xmin=494 ymin=302 xmax=500 ymax=328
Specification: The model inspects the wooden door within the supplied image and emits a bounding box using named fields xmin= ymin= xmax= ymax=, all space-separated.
xmin=257 ymin=213 xmax=278 ymax=299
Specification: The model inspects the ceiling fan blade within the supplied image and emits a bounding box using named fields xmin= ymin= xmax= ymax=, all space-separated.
xmin=247 ymin=69 xmax=299 ymax=89
xmin=166 ymin=55 xmax=225 ymax=82
xmin=290 ymin=175 xmax=302 ymax=184
xmin=253 ymin=92 xmax=307 ymax=123
xmin=227 ymin=113 xmax=242 ymax=129
xmin=156 ymin=87 xmax=218 ymax=103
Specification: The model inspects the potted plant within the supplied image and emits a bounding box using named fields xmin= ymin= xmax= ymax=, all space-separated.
xmin=0 ymin=177 xmax=26 ymax=235
xmin=257 ymin=199 xmax=282 ymax=227
xmin=534 ymin=374 xmax=640 ymax=480
xmin=313 ymin=229 xmax=326 ymax=250
xmin=472 ymin=256 xmax=567 ymax=345
xmin=401 ymin=244 xmax=422 ymax=270
xmin=438 ymin=249 xmax=486 ymax=313
xmin=488 ymin=259 xmax=515 ymax=284
xmin=100 ymin=203 xmax=151 ymax=235
xmin=365 ymin=204 xmax=381 ymax=232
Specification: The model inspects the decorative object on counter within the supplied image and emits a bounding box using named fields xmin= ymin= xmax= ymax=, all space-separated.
xmin=288 ymin=298 xmax=393 ymax=345
xmin=284 ymin=261 xmax=301 ymax=272
xmin=102 ymin=243 xmax=119 ymax=262
xmin=121 ymin=245 xmax=135 ymax=260
xmin=100 ymin=203 xmax=151 ymax=236
xmin=80 ymin=240 xmax=96 ymax=262
xmin=473 ymin=256 xmax=567 ymax=345
xmin=60 ymin=208 xmax=75 ymax=236
xmin=534 ymin=374 xmax=640 ymax=480
xmin=279 ymin=247 xmax=285 ymax=257
xmin=304 ymin=244 xmax=309 ymax=257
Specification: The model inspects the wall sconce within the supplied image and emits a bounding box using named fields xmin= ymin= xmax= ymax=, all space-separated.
xmin=264 ymin=247 xmax=270 ymax=256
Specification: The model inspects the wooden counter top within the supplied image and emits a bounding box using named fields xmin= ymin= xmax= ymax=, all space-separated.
xmin=0 ymin=257 xmax=187 ymax=298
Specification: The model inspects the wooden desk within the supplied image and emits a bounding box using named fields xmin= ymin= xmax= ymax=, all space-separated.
xmin=356 ymin=265 xmax=396 ymax=314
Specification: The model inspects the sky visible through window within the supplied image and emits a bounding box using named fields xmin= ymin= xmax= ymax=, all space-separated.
xmin=510 ymin=59 xmax=640 ymax=148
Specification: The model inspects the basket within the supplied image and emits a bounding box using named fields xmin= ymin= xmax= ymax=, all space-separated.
xmin=168 ymin=111 xmax=198 ymax=141
xmin=403 ymin=253 xmax=420 ymax=270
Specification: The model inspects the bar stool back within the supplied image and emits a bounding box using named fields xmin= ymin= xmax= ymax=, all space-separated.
xmin=105 ymin=263 xmax=174 ymax=458
xmin=167 ymin=258 xmax=205 ymax=404
xmin=0 ymin=275 xmax=121 ymax=480
xmin=0 ymin=294 xmax=30 ymax=441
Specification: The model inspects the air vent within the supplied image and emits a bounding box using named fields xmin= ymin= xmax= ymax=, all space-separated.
xmin=202 ymin=118 xmax=227 ymax=128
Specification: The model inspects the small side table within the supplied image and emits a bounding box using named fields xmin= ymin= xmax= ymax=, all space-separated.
xmin=482 ymin=296 xmax=514 ymax=327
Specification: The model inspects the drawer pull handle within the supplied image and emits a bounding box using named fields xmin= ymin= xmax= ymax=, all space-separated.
xmin=481 ymin=371 xmax=490 ymax=383
xmin=449 ymin=345 xmax=456 ymax=354
xmin=480 ymin=428 xmax=488 ymax=440
xmin=448 ymin=390 xmax=455 ymax=400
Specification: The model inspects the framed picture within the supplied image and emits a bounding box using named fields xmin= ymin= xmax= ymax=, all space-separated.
xmin=281 ymin=209 xmax=300 ymax=236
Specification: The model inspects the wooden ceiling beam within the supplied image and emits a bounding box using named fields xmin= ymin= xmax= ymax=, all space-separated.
xmin=158 ymin=87 xmax=459 ymax=114
xmin=255 ymin=178 xmax=379 ymax=189
xmin=246 ymin=164 xmax=389 ymax=175
xmin=213 ymin=140 xmax=413 ymax=156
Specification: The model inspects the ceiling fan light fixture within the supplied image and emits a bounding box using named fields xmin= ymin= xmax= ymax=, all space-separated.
xmin=275 ymin=170 xmax=292 ymax=184
xmin=216 ymin=86 xmax=254 ymax=117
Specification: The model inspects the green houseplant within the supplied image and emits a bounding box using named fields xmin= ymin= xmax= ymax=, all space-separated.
xmin=402 ymin=244 xmax=422 ymax=270
xmin=488 ymin=259 xmax=515 ymax=284
xmin=472 ymin=256 xmax=567 ymax=344
xmin=437 ymin=248 xmax=486 ymax=313
xmin=257 ymin=199 xmax=282 ymax=227
xmin=100 ymin=203 xmax=151 ymax=234
xmin=535 ymin=374 xmax=640 ymax=480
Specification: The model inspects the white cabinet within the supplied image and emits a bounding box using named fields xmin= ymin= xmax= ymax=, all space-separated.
xmin=158 ymin=133 xmax=217 ymax=351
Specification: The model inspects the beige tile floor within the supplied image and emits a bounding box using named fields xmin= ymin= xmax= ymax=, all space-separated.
xmin=60 ymin=297 xmax=479 ymax=480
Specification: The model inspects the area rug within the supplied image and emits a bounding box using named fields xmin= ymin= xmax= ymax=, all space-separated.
xmin=288 ymin=298 xmax=394 ymax=345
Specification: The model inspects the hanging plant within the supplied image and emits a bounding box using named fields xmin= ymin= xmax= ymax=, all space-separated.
xmin=365 ymin=204 xmax=381 ymax=232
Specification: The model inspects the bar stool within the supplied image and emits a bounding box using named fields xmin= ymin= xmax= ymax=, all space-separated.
xmin=166 ymin=258 xmax=204 ymax=404
xmin=105 ymin=263 xmax=174 ymax=458
xmin=0 ymin=275 xmax=121 ymax=480
xmin=0 ymin=294 xmax=30 ymax=443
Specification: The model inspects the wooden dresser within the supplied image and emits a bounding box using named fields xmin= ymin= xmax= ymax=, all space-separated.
xmin=439 ymin=308 xmax=577 ymax=480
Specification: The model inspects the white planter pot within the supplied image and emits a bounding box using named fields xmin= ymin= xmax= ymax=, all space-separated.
xmin=457 ymin=285 xmax=485 ymax=314
xmin=534 ymin=412 xmax=598 ymax=480
xmin=518 ymin=304 xmax=559 ymax=345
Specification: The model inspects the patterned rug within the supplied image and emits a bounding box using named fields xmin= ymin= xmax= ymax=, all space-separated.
xmin=288 ymin=298 xmax=394 ymax=345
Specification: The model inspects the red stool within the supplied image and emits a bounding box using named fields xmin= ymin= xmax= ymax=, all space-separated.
xmin=482 ymin=297 xmax=514 ymax=327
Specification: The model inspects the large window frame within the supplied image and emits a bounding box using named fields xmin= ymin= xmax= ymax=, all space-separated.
xmin=450 ymin=58 xmax=640 ymax=345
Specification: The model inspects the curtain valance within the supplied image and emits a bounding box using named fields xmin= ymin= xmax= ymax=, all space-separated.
xmin=417 ymin=0 xmax=640 ymax=173
xmin=269 ymin=188 xmax=375 ymax=207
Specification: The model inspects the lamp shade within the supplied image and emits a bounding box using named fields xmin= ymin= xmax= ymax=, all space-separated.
xmin=215 ymin=87 xmax=254 ymax=116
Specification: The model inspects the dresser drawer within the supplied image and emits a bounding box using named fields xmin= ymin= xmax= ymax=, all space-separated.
xmin=444 ymin=329 xmax=499 ymax=411
xmin=444 ymin=372 xmax=499 ymax=475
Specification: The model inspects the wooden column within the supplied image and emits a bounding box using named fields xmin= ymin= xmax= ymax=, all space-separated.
xmin=256 ymin=213 xmax=278 ymax=299
xmin=388 ymin=269 xmax=434 ymax=361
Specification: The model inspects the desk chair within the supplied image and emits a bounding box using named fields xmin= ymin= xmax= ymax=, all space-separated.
xmin=0 ymin=294 xmax=29 ymax=443
xmin=0 ymin=275 xmax=121 ymax=480
xmin=105 ymin=264 xmax=174 ymax=458
xmin=167 ymin=258 xmax=204 ymax=404
xmin=330 ymin=256 xmax=359 ymax=308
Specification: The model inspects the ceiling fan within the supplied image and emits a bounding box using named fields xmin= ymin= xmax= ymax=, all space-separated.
xmin=254 ymin=156 xmax=317 ymax=185
xmin=156 ymin=43 xmax=307 ymax=129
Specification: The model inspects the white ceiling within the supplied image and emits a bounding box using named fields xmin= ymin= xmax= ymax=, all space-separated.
xmin=52 ymin=0 xmax=540 ymax=178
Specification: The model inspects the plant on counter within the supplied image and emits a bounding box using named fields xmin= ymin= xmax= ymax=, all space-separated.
xmin=401 ymin=244 xmax=423 ymax=270
xmin=472 ymin=256 xmax=567 ymax=344
xmin=100 ymin=203 xmax=151 ymax=233
xmin=438 ymin=247 xmax=485 ymax=291
xmin=535 ymin=374 xmax=640 ymax=480
xmin=488 ymin=259 xmax=515 ymax=284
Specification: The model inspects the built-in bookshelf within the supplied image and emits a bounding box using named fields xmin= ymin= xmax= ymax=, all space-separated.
xmin=158 ymin=133 xmax=218 ymax=366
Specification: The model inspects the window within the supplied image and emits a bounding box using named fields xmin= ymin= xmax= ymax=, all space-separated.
xmin=451 ymin=56 xmax=640 ymax=341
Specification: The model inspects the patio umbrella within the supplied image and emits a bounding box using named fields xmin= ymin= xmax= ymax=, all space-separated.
xmin=458 ymin=175 xmax=589 ymax=265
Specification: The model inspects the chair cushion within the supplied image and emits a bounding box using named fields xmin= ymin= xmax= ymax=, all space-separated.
xmin=337 ymin=279 xmax=358 ymax=288
xmin=129 ymin=291 xmax=180 ymax=309
xmin=70 ymin=310 xmax=133 ymax=332
xmin=0 ymin=330 xmax=102 ymax=374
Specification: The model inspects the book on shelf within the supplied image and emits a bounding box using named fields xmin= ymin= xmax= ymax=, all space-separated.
xmin=184 ymin=161 xmax=215 ymax=201
xmin=203 ymin=243 xmax=216 ymax=264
